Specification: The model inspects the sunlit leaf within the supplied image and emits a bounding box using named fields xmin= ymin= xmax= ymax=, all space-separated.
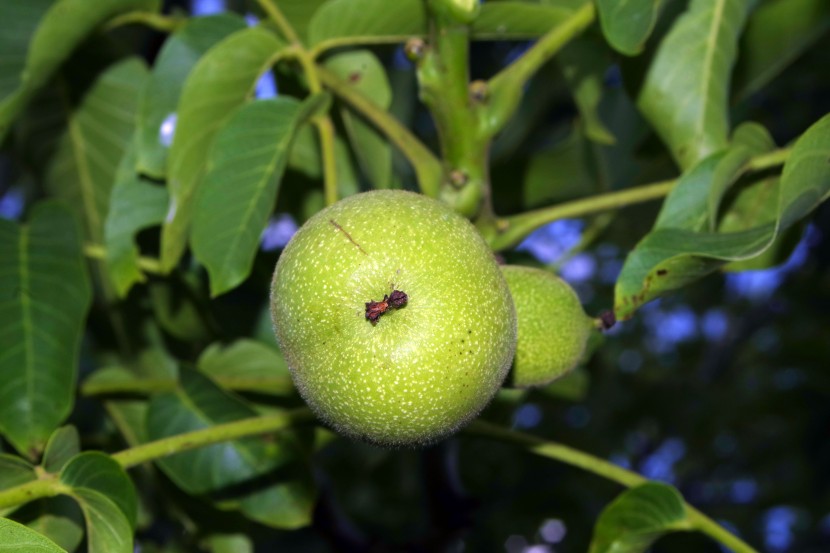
xmin=596 ymin=0 xmax=662 ymax=55
xmin=136 ymin=13 xmax=247 ymax=178
xmin=191 ymin=95 xmax=324 ymax=296
xmin=588 ymin=482 xmax=692 ymax=553
xmin=0 ymin=517 xmax=67 ymax=553
xmin=0 ymin=202 xmax=91 ymax=457
xmin=637 ymin=0 xmax=751 ymax=170
xmin=615 ymin=113 xmax=830 ymax=318
xmin=161 ymin=26 xmax=286 ymax=272
xmin=325 ymin=50 xmax=393 ymax=189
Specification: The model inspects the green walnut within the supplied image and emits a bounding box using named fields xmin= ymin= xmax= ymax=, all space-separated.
xmin=271 ymin=190 xmax=516 ymax=446
xmin=501 ymin=265 xmax=594 ymax=388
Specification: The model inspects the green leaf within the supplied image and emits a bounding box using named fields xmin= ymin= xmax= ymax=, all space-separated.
xmin=0 ymin=455 xmax=36 ymax=516
xmin=161 ymin=26 xmax=286 ymax=272
xmin=191 ymin=95 xmax=321 ymax=296
xmin=308 ymin=0 xmax=573 ymax=49
xmin=146 ymin=370 xmax=314 ymax=528
xmin=705 ymin=122 xmax=775 ymax=229
xmin=734 ymin=0 xmax=830 ymax=100
xmin=42 ymin=427 xmax=80 ymax=474
xmin=198 ymin=340 xmax=293 ymax=396
xmin=523 ymin=129 xmax=599 ymax=208
xmin=588 ymin=482 xmax=692 ymax=553
xmin=0 ymin=202 xmax=91 ymax=457
xmin=201 ymin=534 xmax=253 ymax=553
xmin=272 ymin=0 xmax=330 ymax=44
xmin=308 ymin=0 xmax=425 ymax=51
xmin=558 ymin=37 xmax=615 ymax=145
xmin=60 ymin=452 xmax=137 ymax=529
xmin=104 ymin=143 xmax=169 ymax=297
xmin=614 ymin=113 xmax=830 ymax=318
xmin=18 ymin=497 xmax=84 ymax=553
xmin=596 ymin=0 xmax=662 ymax=55
xmin=637 ymin=0 xmax=751 ymax=170
xmin=45 ymin=57 xmax=149 ymax=246
xmin=0 ymin=517 xmax=67 ymax=553
xmin=325 ymin=50 xmax=393 ymax=189
xmin=472 ymin=2 xmax=572 ymax=39
xmin=136 ymin=13 xmax=247 ymax=178
xmin=0 ymin=0 xmax=159 ymax=138
xmin=67 ymin=490 xmax=131 ymax=553
xmin=0 ymin=1 xmax=52 ymax=101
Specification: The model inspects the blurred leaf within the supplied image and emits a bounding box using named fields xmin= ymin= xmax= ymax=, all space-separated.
xmin=0 ymin=0 xmax=159 ymax=138
xmin=147 ymin=370 xmax=314 ymax=529
xmin=104 ymin=143 xmax=169 ymax=297
xmin=192 ymin=95 xmax=323 ymax=296
xmin=596 ymin=0 xmax=662 ymax=55
xmin=0 ymin=517 xmax=67 ymax=552
xmin=333 ymin=134 xmax=362 ymax=198
xmin=201 ymin=534 xmax=253 ymax=553
xmin=199 ymin=340 xmax=292 ymax=396
xmin=45 ymin=57 xmax=148 ymax=247
xmin=104 ymin=400 xmax=150 ymax=448
xmin=0 ymin=455 xmax=36 ymax=516
xmin=538 ymin=366 xmax=589 ymax=401
xmin=42 ymin=427 xmax=80 ymax=474
xmin=20 ymin=497 xmax=84 ymax=553
xmin=0 ymin=0 xmax=52 ymax=101
xmin=136 ymin=13 xmax=247 ymax=178
xmin=614 ymin=113 xmax=830 ymax=318
xmin=706 ymin=122 xmax=775 ymax=229
xmin=558 ymin=37 xmax=615 ymax=145
xmin=0 ymin=202 xmax=91 ymax=457
xmin=734 ymin=0 xmax=830 ymax=100
xmin=148 ymin=277 xmax=213 ymax=343
xmin=66 ymin=489 xmax=131 ymax=553
xmin=273 ymin=0 xmax=329 ymax=44
xmin=288 ymin=125 xmax=322 ymax=178
xmin=588 ymin=482 xmax=692 ymax=553
xmin=637 ymin=0 xmax=750 ymax=170
xmin=523 ymin=129 xmax=599 ymax=208
xmin=308 ymin=0 xmax=425 ymax=50
xmin=325 ymin=50 xmax=393 ymax=189
xmin=60 ymin=452 xmax=137 ymax=529
xmin=473 ymin=2 xmax=572 ymax=39
xmin=161 ymin=27 xmax=286 ymax=272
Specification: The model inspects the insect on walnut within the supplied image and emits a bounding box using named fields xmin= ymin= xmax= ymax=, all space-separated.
xmin=365 ymin=290 xmax=408 ymax=325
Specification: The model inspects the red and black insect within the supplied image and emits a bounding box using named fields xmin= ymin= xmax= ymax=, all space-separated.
xmin=365 ymin=290 xmax=408 ymax=325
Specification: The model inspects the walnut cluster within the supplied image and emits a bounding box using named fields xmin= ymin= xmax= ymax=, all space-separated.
xmin=365 ymin=290 xmax=408 ymax=325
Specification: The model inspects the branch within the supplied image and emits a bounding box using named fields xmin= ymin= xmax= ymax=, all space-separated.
xmin=466 ymin=421 xmax=759 ymax=553
xmin=485 ymin=146 xmax=793 ymax=251
xmin=0 ymin=408 xmax=315 ymax=510
xmin=484 ymin=3 xmax=596 ymax=138
xmin=257 ymin=0 xmax=339 ymax=205
xmin=83 ymin=243 xmax=163 ymax=275
xmin=487 ymin=180 xmax=675 ymax=251
xmin=317 ymin=66 xmax=443 ymax=197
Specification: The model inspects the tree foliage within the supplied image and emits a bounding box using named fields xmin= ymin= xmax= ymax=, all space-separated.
xmin=0 ymin=0 xmax=828 ymax=551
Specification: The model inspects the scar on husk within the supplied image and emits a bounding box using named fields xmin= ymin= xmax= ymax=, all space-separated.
xmin=329 ymin=219 xmax=367 ymax=255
